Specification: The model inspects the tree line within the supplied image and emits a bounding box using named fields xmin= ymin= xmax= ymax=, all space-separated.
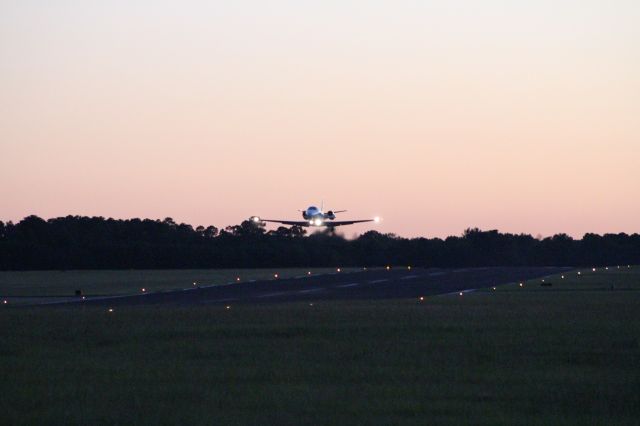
xmin=0 ymin=215 xmax=638 ymax=270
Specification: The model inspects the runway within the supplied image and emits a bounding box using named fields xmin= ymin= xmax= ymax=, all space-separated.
xmin=74 ymin=266 xmax=571 ymax=307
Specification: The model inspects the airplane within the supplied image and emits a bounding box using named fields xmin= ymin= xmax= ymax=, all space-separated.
xmin=250 ymin=203 xmax=380 ymax=231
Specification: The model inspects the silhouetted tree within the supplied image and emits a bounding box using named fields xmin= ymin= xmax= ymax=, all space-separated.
xmin=204 ymin=226 xmax=218 ymax=239
xmin=226 ymin=220 xmax=266 ymax=237
xmin=0 ymin=215 xmax=638 ymax=270
xmin=290 ymin=225 xmax=306 ymax=238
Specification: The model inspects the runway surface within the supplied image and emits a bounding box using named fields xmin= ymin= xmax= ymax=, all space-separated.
xmin=70 ymin=266 xmax=571 ymax=307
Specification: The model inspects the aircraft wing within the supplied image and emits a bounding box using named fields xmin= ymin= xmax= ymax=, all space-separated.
xmin=260 ymin=219 xmax=311 ymax=227
xmin=325 ymin=219 xmax=375 ymax=227
xmin=258 ymin=219 xmax=375 ymax=227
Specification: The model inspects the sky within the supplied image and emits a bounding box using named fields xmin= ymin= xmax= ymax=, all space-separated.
xmin=1 ymin=0 xmax=639 ymax=238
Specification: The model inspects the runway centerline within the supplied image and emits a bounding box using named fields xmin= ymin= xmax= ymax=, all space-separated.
xmin=297 ymin=288 xmax=325 ymax=294
xmin=336 ymin=283 xmax=359 ymax=288
xmin=258 ymin=291 xmax=290 ymax=298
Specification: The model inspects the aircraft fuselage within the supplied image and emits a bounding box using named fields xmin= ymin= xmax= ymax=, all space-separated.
xmin=301 ymin=206 xmax=335 ymax=225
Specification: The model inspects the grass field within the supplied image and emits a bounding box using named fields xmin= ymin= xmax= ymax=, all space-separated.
xmin=495 ymin=265 xmax=638 ymax=292
xmin=1 ymin=267 xmax=639 ymax=425
xmin=0 ymin=268 xmax=359 ymax=297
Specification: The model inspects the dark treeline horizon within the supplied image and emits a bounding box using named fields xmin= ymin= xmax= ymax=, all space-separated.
xmin=0 ymin=215 xmax=638 ymax=270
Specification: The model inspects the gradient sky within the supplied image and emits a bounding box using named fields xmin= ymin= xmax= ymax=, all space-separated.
xmin=1 ymin=1 xmax=639 ymax=238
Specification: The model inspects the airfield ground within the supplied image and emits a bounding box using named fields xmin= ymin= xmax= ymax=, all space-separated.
xmin=1 ymin=266 xmax=638 ymax=424
xmin=0 ymin=268 xmax=360 ymax=300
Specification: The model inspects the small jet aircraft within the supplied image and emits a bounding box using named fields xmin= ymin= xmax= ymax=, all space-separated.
xmin=250 ymin=203 xmax=380 ymax=230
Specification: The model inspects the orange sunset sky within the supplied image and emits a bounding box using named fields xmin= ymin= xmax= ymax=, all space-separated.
xmin=1 ymin=1 xmax=639 ymax=238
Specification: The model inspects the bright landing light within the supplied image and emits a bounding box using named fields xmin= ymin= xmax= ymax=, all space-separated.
xmin=313 ymin=218 xmax=323 ymax=226
xmin=374 ymin=217 xmax=381 ymax=223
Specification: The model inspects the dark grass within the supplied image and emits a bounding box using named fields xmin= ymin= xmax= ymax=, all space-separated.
xmin=1 ymin=268 xmax=639 ymax=425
